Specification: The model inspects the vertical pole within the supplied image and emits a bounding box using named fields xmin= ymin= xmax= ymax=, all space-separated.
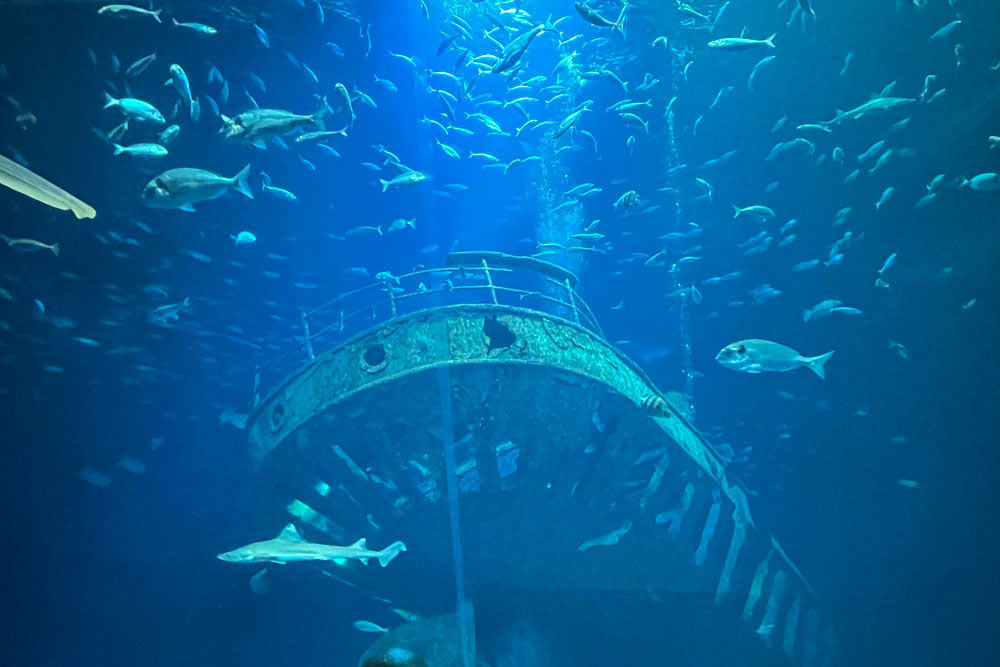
xmin=481 ymin=259 xmax=498 ymax=305
xmin=437 ymin=366 xmax=475 ymax=667
xmin=565 ymin=278 xmax=581 ymax=325
xmin=666 ymin=53 xmax=696 ymax=408
xmin=252 ymin=369 xmax=261 ymax=409
xmin=386 ymin=282 xmax=398 ymax=318
xmin=300 ymin=311 xmax=315 ymax=361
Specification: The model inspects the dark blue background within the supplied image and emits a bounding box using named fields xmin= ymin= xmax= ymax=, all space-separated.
xmin=1 ymin=1 xmax=998 ymax=665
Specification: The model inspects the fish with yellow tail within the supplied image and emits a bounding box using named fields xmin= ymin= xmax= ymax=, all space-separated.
xmin=217 ymin=523 xmax=406 ymax=567
xmin=715 ymin=339 xmax=834 ymax=379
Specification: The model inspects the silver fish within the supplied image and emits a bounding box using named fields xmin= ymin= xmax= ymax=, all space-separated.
xmin=716 ymin=339 xmax=835 ymax=379
xmin=141 ymin=165 xmax=253 ymax=212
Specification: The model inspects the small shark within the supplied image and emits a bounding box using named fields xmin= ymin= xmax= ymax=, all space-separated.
xmin=217 ymin=524 xmax=406 ymax=567
xmin=815 ymin=96 xmax=916 ymax=129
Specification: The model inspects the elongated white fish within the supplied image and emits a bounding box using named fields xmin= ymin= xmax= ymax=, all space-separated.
xmin=0 ymin=154 xmax=96 ymax=218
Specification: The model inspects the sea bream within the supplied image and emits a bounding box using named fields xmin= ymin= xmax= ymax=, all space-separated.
xmin=217 ymin=523 xmax=406 ymax=567
xmin=220 ymin=102 xmax=329 ymax=147
xmin=716 ymin=339 xmax=835 ymax=379
xmin=141 ymin=164 xmax=253 ymax=212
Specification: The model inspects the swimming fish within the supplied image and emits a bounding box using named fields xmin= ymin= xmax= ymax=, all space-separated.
xmin=148 ymin=297 xmax=190 ymax=325
xmin=104 ymin=93 xmax=165 ymax=124
xmin=494 ymin=22 xmax=551 ymax=73
xmin=172 ymin=18 xmax=217 ymax=35
xmin=967 ymin=173 xmax=1000 ymax=191
xmin=578 ymin=520 xmax=632 ymax=552
xmin=231 ymin=231 xmax=257 ymax=245
xmin=113 ymin=143 xmax=168 ymax=157
xmin=354 ymin=621 xmax=389 ymax=633
xmin=0 ymin=235 xmax=59 ymax=255
xmin=574 ymin=2 xmax=628 ymax=37
xmin=708 ymin=34 xmax=776 ymax=50
xmin=380 ymin=170 xmax=430 ymax=192
xmin=0 ymin=153 xmax=96 ymax=219
xmin=97 ymin=4 xmax=162 ymax=22
xmin=141 ymin=165 xmax=253 ymax=212
xmin=733 ymin=204 xmax=775 ymax=221
xmin=165 ymin=64 xmax=194 ymax=118
xmin=716 ymin=339 xmax=835 ymax=379
xmin=220 ymin=103 xmax=328 ymax=147
xmin=217 ymin=523 xmax=406 ymax=567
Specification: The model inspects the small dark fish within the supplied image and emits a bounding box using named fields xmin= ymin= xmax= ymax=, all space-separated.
xmin=125 ymin=52 xmax=157 ymax=78
xmin=437 ymin=33 xmax=461 ymax=56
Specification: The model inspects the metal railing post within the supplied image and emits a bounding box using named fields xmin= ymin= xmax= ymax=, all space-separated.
xmin=253 ymin=369 xmax=261 ymax=408
xmin=565 ymin=278 xmax=581 ymax=324
xmin=387 ymin=287 xmax=398 ymax=318
xmin=300 ymin=311 xmax=315 ymax=361
xmin=482 ymin=259 xmax=498 ymax=305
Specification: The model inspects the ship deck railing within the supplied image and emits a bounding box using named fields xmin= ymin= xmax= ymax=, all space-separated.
xmin=252 ymin=252 xmax=603 ymax=404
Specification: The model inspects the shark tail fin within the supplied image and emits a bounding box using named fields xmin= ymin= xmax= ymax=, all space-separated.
xmin=765 ymin=33 xmax=777 ymax=48
xmin=50 ymin=243 xmax=60 ymax=257
xmin=103 ymin=92 xmax=118 ymax=109
xmin=377 ymin=541 xmax=406 ymax=567
xmin=113 ymin=143 xmax=125 ymax=156
xmin=732 ymin=205 xmax=741 ymax=218
xmin=379 ymin=179 xmax=390 ymax=193
xmin=152 ymin=8 xmax=163 ymax=23
xmin=807 ymin=350 xmax=835 ymax=379
xmin=232 ymin=164 xmax=254 ymax=199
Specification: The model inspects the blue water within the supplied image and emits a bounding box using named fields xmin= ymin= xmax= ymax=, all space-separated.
xmin=1 ymin=1 xmax=999 ymax=665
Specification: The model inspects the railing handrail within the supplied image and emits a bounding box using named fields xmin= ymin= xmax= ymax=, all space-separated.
xmin=252 ymin=253 xmax=602 ymax=404
xmin=447 ymin=250 xmax=581 ymax=288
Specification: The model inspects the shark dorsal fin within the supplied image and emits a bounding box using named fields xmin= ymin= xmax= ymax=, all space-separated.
xmin=349 ymin=537 xmax=367 ymax=549
xmin=277 ymin=523 xmax=304 ymax=543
